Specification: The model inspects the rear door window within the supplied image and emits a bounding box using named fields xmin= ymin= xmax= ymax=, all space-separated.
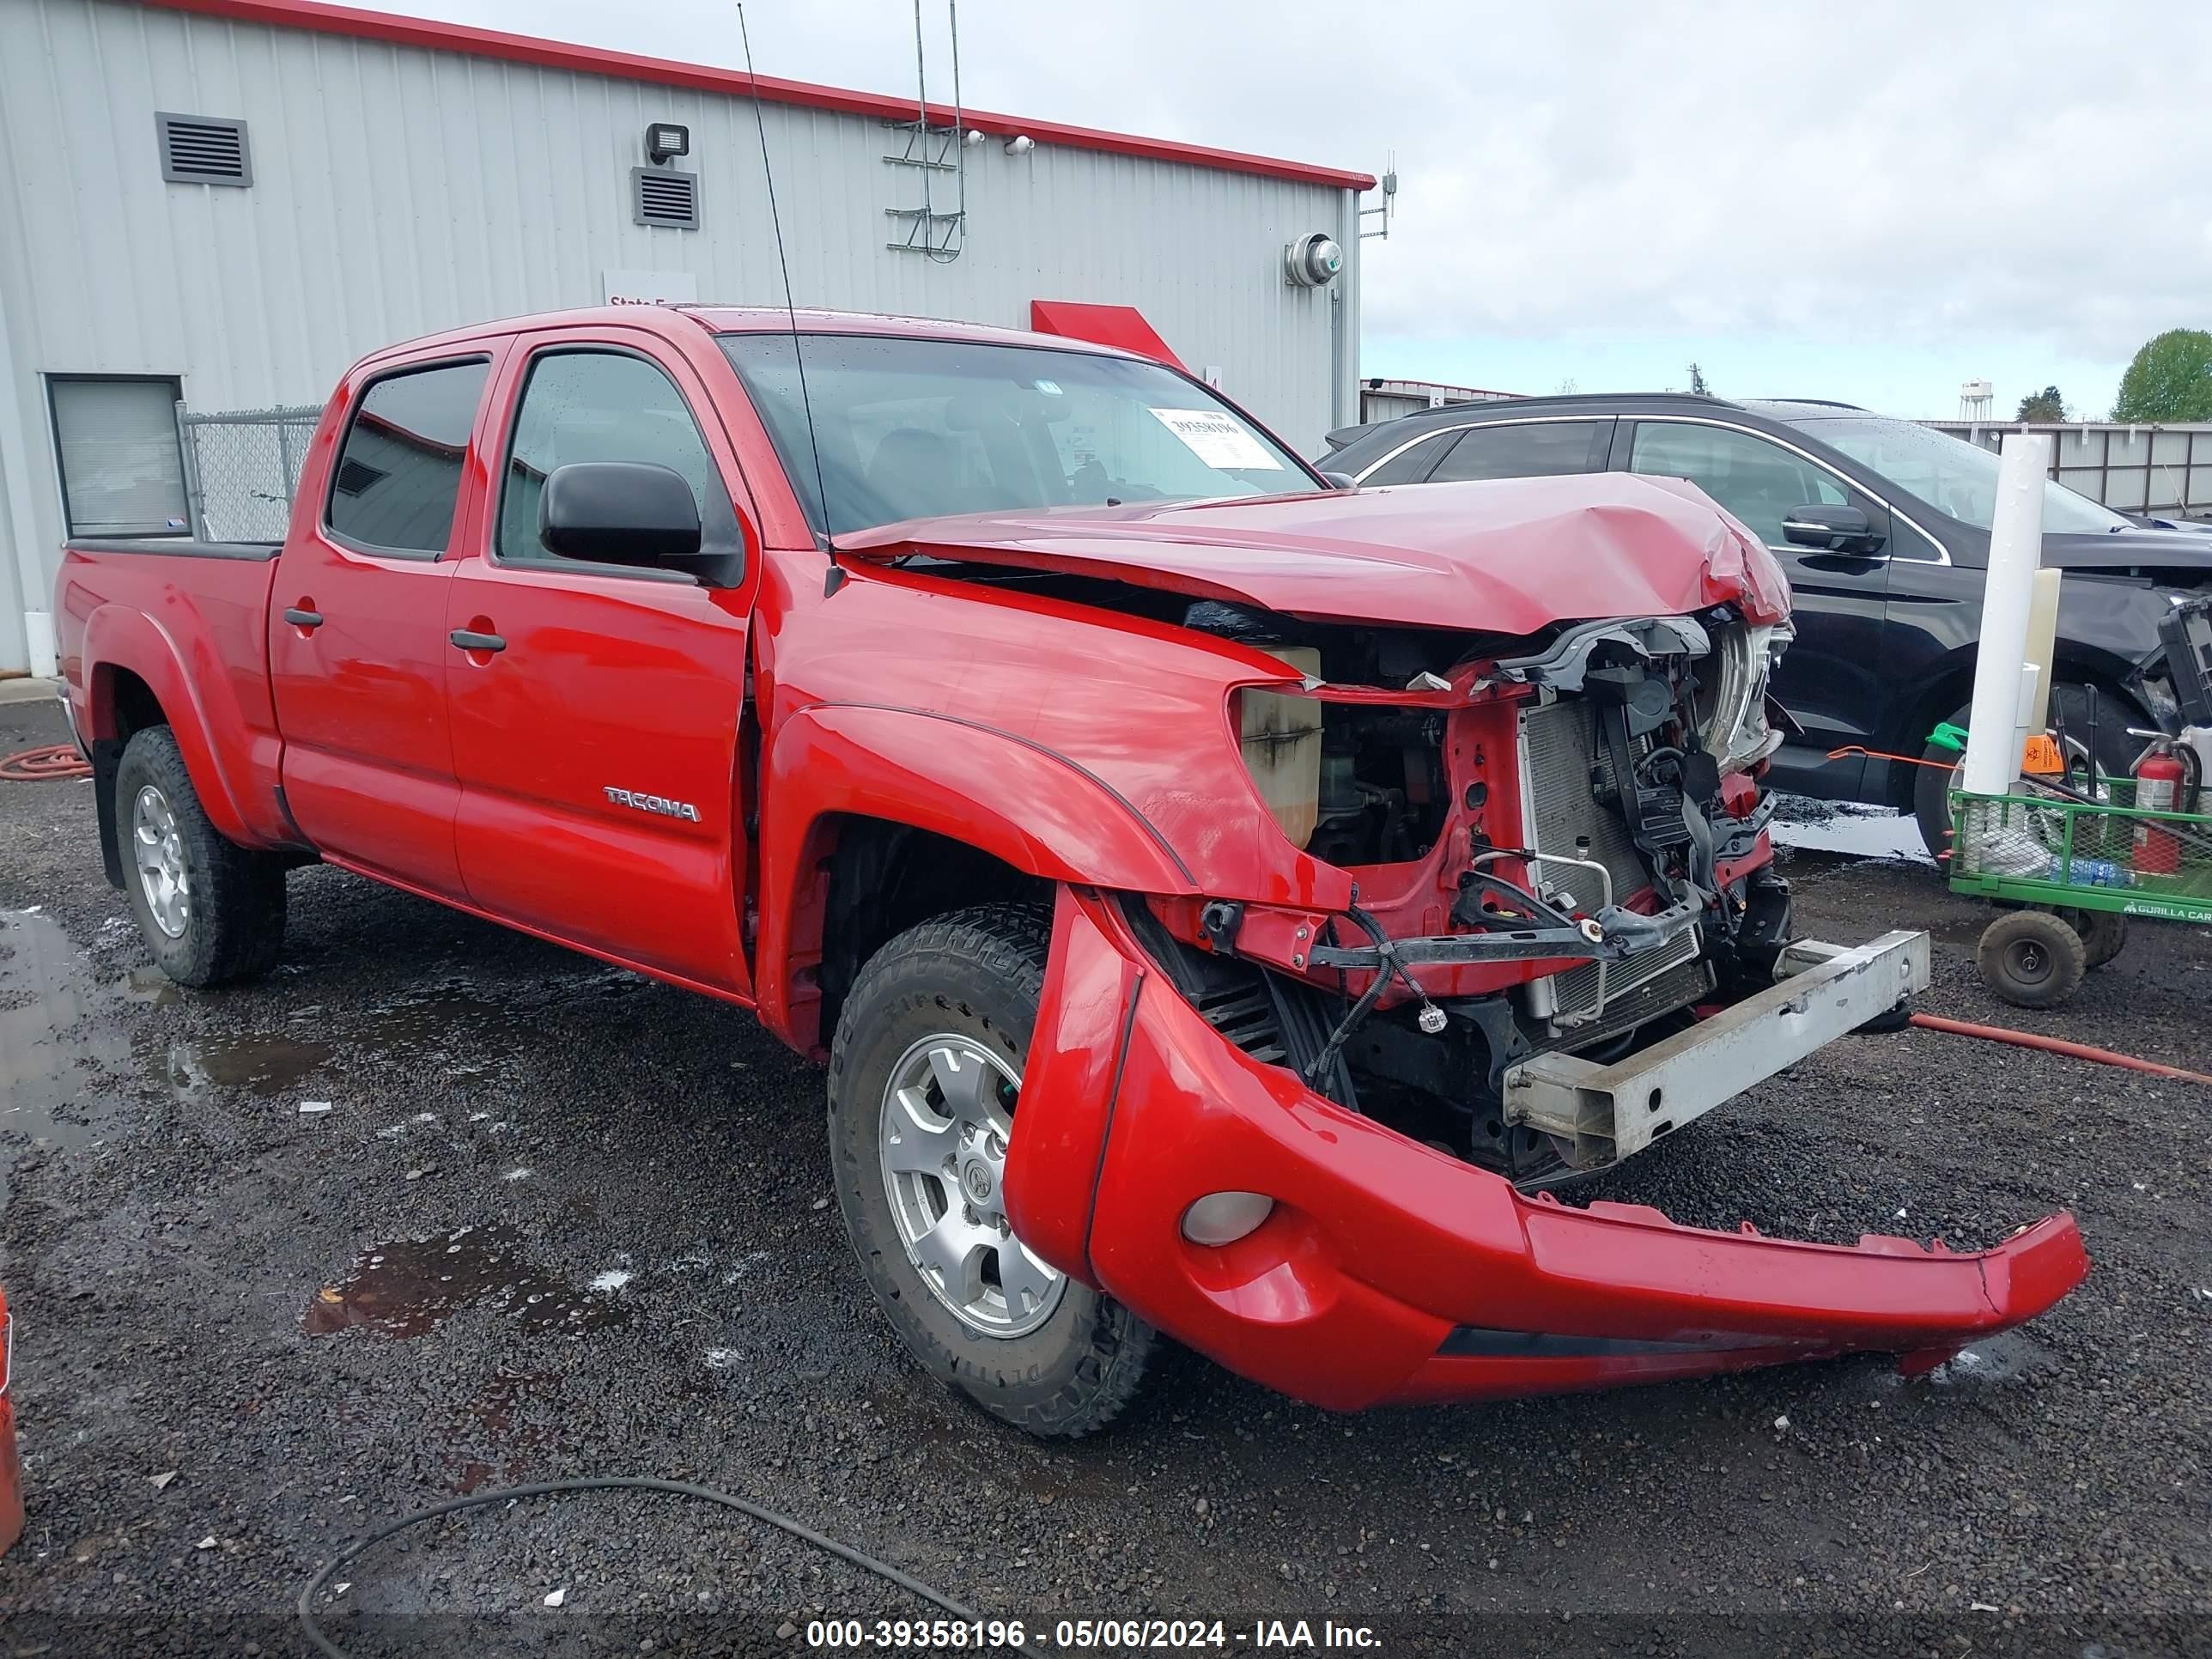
xmin=325 ymin=360 xmax=489 ymax=555
xmin=1428 ymin=420 xmax=1608 ymax=483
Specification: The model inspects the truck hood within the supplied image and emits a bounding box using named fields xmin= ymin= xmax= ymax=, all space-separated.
xmin=837 ymin=474 xmax=1791 ymax=635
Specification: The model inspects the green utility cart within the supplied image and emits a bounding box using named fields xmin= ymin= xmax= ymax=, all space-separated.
xmin=1948 ymin=780 xmax=2212 ymax=1007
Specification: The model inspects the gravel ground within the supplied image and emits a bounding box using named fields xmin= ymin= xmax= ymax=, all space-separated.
xmin=1 ymin=696 xmax=2207 ymax=1658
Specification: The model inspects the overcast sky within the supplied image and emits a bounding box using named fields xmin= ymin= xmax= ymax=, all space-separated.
xmin=391 ymin=0 xmax=2208 ymax=419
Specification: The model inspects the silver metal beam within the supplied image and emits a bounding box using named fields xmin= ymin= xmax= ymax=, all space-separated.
xmin=1504 ymin=929 xmax=1930 ymax=1166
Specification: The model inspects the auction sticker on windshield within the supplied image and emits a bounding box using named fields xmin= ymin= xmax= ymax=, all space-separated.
xmin=1148 ymin=407 xmax=1283 ymax=469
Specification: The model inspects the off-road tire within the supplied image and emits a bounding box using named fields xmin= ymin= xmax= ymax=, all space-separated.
xmin=1976 ymin=908 xmax=2084 ymax=1010
xmin=829 ymin=902 xmax=1159 ymax=1438
xmin=114 ymin=726 xmax=287 ymax=987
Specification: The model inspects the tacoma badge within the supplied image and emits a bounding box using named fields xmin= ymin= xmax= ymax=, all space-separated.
xmin=604 ymin=786 xmax=702 ymax=822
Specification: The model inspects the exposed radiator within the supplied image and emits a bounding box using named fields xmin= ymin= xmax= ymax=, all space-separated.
xmin=1518 ymin=698 xmax=1648 ymax=912
xmin=1542 ymin=921 xmax=1705 ymax=1030
xmin=1528 ymin=951 xmax=1715 ymax=1058
xmin=1517 ymin=697 xmax=1701 ymax=1029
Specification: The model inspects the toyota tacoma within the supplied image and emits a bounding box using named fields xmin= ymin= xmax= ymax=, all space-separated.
xmin=53 ymin=305 xmax=2086 ymax=1436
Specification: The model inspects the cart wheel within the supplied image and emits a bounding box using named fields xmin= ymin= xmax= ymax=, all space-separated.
xmin=1977 ymin=910 xmax=2086 ymax=1009
xmin=2075 ymin=908 xmax=2130 ymax=969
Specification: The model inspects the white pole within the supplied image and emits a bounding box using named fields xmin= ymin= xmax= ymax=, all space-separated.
xmin=1960 ymin=432 xmax=2051 ymax=796
xmin=0 ymin=296 xmax=53 ymax=677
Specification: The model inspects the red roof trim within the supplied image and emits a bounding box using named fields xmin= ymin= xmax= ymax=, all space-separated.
xmin=143 ymin=0 xmax=1377 ymax=191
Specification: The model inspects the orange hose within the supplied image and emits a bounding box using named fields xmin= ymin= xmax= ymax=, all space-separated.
xmin=0 ymin=744 xmax=91 ymax=782
xmin=1909 ymin=1012 xmax=2212 ymax=1087
xmin=1826 ymin=744 xmax=1959 ymax=771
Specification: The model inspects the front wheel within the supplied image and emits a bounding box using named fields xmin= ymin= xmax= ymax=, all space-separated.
xmin=828 ymin=903 xmax=1159 ymax=1438
xmin=113 ymin=726 xmax=287 ymax=987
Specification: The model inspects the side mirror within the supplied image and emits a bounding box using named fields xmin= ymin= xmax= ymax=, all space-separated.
xmin=1781 ymin=502 xmax=1884 ymax=556
xmin=1319 ymin=470 xmax=1358 ymax=490
xmin=540 ymin=461 xmax=703 ymax=569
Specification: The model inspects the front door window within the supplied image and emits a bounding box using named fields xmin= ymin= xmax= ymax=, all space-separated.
xmin=1629 ymin=422 xmax=1849 ymax=547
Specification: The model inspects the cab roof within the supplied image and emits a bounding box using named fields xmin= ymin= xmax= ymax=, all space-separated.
xmin=356 ymin=304 xmax=1155 ymax=372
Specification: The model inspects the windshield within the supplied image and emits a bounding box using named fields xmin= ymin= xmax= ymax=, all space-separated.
xmin=721 ymin=332 xmax=1318 ymax=538
xmin=1785 ymin=415 xmax=2130 ymax=535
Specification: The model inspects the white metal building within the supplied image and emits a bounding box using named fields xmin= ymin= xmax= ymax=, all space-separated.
xmin=0 ymin=0 xmax=1375 ymax=674
xmin=1356 ymin=377 xmax=1520 ymax=428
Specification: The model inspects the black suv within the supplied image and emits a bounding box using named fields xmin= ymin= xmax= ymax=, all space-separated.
xmin=1322 ymin=394 xmax=2212 ymax=854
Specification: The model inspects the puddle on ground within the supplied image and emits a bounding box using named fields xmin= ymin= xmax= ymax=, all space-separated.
xmin=305 ymin=1224 xmax=629 ymax=1339
xmin=1771 ymin=799 xmax=1935 ymax=867
xmin=0 ymin=910 xmax=138 ymax=1209
xmin=158 ymin=1033 xmax=334 ymax=1099
xmin=114 ymin=965 xmax=179 ymax=1006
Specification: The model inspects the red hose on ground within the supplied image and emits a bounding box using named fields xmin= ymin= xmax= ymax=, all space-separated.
xmin=1909 ymin=1012 xmax=2212 ymax=1087
xmin=0 ymin=744 xmax=91 ymax=782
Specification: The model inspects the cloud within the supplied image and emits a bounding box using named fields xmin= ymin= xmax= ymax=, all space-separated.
xmin=402 ymin=0 xmax=2212 ymax=371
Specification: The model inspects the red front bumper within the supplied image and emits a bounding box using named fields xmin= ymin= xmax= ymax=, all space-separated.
xmin=1003 ymin=890 xmax=2088 ymax=1413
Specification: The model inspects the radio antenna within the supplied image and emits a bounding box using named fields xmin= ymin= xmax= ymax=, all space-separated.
xmin=737 ymin=3 xmax=842 ymax=592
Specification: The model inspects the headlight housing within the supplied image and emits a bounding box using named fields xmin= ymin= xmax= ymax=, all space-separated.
xmin=1232 ymin=647 xmax=1324 ymax=848
xmin=1698 ymin=620 xmax=1792 ymax=774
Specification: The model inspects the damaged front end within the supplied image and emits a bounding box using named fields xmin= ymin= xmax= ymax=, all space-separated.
xmin=1006 ymin=887 xmax=2086 ymax=1413
xmin=832 ymin=481 xmax=2089 ymax=1412
xmin=1146 ymin=597 xmax=1903 ymax=1188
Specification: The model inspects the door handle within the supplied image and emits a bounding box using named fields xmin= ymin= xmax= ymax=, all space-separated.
xmin=283 ymin=607 xmax=323 ymax=629
xmin=448 ymin=629 xmax=507 ymax=653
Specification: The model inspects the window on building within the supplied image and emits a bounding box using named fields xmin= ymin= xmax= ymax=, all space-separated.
xmin=48 ymin=377 xmax=189 ymax=538
xmin=1628 ymin=422 xmax=1849 ymax=548
xmin=495 ymin=350 xmax=734 ymax=565
xmin=1430 ymin=420 xmax=1607 ymax=483
xmin=325 ymin=360 xmax=489 ymax=555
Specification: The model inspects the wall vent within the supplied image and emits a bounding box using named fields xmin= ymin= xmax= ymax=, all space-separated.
xmin=633 ymin=167 xmax=699 ymax=229
xmin=156 ymin=112 xmax=252 ymax=185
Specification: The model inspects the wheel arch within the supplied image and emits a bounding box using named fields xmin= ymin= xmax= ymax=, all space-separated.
xmin=79 ymin=605 xmax=260 ymax=849
xmin=754 ymin=702 xmax=1196 ymax=1051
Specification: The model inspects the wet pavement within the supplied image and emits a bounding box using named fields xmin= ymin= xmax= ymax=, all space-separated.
xmin=1 ymin=700 xmax=2208 ymax=1656
xmin=1769 ymin=797 xmax=1936 ymax=866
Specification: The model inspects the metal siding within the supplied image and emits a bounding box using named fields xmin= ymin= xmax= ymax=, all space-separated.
xmin=0 ymin=0 xmax=1355 ymax=669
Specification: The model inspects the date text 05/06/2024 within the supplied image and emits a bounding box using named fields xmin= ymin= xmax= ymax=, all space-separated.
xmin=804 ymin=1619 xmax=1382 ymax=1650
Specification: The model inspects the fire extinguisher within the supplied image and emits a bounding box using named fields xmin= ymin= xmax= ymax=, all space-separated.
xmin=2132 ymin=736 xmax=2185 ymax=878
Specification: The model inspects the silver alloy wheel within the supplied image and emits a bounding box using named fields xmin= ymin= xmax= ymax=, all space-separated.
xmin=131 ymin=784 xmax=191 ymax=939
xmin=878 ymin=1032 xmax=1065 ymax=1339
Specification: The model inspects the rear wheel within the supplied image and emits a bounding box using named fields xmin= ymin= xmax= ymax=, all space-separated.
xmin=1913 ymin=685 xmax=2143 ymax=862
xmin=828 ymin=903 xmax=1159 ymax=1437
xmin=2068 ymin=908 xmax=2130 ymax=969
xmin=1976 ymin=909 xmax=2084 ymax=1010
xmin=114 ymin=726 xmax=287 ymax=987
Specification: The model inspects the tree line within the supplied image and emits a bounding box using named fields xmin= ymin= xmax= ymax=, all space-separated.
xmin=2018 ymin=329 xmax=2212 ymax=423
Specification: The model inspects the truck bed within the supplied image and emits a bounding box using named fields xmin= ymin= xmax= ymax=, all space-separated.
xmin=55 ymin=537 xmax=291 ymax=853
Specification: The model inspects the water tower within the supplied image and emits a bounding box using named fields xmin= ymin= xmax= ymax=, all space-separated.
xmin=1959 ymin=379 xmax=1994 ymax=420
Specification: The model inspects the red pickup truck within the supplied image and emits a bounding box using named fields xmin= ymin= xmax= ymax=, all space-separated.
xmin=53 ymin=305 xmax=2085 ymax=1435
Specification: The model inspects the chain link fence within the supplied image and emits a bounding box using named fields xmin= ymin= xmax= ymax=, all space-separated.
xmin=175 ymin=403 xmax=324 ymax=541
